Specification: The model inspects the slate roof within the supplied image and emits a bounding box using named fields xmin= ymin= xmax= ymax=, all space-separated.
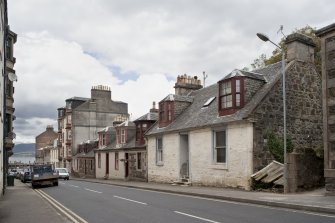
xmin=134 ymin=112 xmax=158 ymax=122
xmin=117 ymin=120 xmax=135 ymax=127
xmin=161 ymin=94 xmax=194 ymax=102
xmin=65 ymin=97 xmax=89 ymax=102
xmin=146 ymin=61 xmax=283 ymax=136
xmin=221 ymin=69 xmax=266 ymax=82
xmin=74 ymin=150 xmax=95 ymax=158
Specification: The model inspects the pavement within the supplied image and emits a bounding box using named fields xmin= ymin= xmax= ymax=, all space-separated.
xmin=0 ymin=177 xmax=335 ymax=223
xmin=0 ymin=179 xmax=70 ymax=223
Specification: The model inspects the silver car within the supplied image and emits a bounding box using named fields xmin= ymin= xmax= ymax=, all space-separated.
xmin=55 ymin=168 xmax=70 ymax=180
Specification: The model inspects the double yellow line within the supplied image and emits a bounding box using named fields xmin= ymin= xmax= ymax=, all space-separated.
xmin=35 ymin=189 xmax=88 ymax=223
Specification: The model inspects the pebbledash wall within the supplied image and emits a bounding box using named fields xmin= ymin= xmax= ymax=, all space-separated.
xmin=147 ymin=122 xmax=254 ymax=190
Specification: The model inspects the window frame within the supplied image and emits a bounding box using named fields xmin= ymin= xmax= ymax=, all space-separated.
xmin=115 ymin=152 xmax=119 ymax=170
xmin=156 ymin=137 xmax=163 ymax=165
xmin=218 ymin=77 xmax=244 ymax=116
xmin=213 ymin=129 xmax=227 ymax=164
xmin=137 ymin=152 xmax=142 ymax=170
xmin=98 ymin=153 xmax=101 ymax=168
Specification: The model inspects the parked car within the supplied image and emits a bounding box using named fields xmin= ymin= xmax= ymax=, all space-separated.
xmin=21 ymin=169 xmax=32 ymax=183
xmin=55 ymin=168 xmax=70 ymax=180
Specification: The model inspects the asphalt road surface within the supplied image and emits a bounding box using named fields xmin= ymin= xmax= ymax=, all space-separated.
xmin=37 ymin=180 xmax=335 ymax=223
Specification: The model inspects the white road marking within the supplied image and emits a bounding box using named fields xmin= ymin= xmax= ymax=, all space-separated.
xmin=35 ymin=189 xmax=88 ymax=223
xmin=69 ymin=184 xmax=79 ymax=188
xmin=84 ymin=188 xmax=102 ymax=193
xmin=174 ymin=211 xmax=221 ymax=223
xmin=109 ymin=186 xmax=335 ymax=218
xmin=113 ymin=195 xmax=147 ymax=205
xmin=60 ymin=182 xmax=65 ymax=185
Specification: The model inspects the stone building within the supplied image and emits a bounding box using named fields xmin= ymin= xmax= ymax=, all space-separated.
xmin=35 ymin=125 xmax=58 ymax=164
xmin=316 ymin=23 xmax=335 ymax=195
xmin=95 ymin=105 xmax=158 ymax=181
xmin=73 ymin=139 xmax=98 ymax=178
xmin=146 ymin=33 xmax=323 ymax=191
xmin=57 ymin=85 xmax=128 ymax=173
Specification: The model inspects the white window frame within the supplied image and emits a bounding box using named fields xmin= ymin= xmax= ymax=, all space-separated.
xmin=156 ymin=137 xmax=163 ymax=165
xmin=213 ymin=129 xmax=227 ymax=164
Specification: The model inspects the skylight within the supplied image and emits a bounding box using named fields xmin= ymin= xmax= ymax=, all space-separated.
xmin=203 ymin=97 xmax=216 ymax=108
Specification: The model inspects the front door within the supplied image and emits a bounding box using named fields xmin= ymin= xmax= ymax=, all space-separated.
xmin=180 ymin=134 xmax=189 ymax=179
xmin=106 ymin=153 xmax=109 ymax=175
xmin=125 ymin=153 xmax=129 ymax=178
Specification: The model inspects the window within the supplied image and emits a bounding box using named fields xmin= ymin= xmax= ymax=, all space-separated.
xmin=98 ymin=153 xmax=101 ymax=168
xmin=90 ymin=160 xmax=93 ymax=170
xmin=102 ymin=133 xmax=106 ymax=146
xmin=137 ymin=153 xmax=142 ymax=169
xmin=220 ymin=81 xmax=232 ymax=109
xmin=203 ymin=97 xmax=216 ymax=108
xmin=214 ymin=130 xmax=226 ymax=163
xmin=115 ymin=152 xmax=119 ymax=170
xmin=159 ymin=103 xmax=165 ymax=122
xmin=156 ymin=137 xmax=163 ymax=164
xmin=159 ymin=101 xmax=174 ymax=127
xmin=168 ymin=103 xmax=172 ymax=121
xmin=121 ymin=129 xmax=126 ymax=143
xmin=219 ymin=78 xmax=244 ymax=116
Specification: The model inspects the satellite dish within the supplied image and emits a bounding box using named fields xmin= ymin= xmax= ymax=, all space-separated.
xmin=8 ymin=73 xmax=17 ymax=81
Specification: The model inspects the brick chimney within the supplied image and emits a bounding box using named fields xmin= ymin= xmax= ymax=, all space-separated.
xmin=91 ymin=85 xmax=111 ymax=100
xmin=174 ymin=74 xmax=203 ymax=96
xmin=150 ymin=101 xmax=158 ymax=113
xmin=285 ymin=33 xmax=316 ymax=63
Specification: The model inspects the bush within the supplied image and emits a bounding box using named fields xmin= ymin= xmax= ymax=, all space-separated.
xmin=267 ymin=131 xmax=294 ymax=163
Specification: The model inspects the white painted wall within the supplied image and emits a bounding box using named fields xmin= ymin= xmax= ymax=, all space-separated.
xmin=95 ymin=151 xmax=126 ymax=180
xmin=147 ymin=133 xmax=180 ymax=183
xmin=147 ymin=121 xmax=254 ymax=190
xmin=189 ymin=122 xmax=253 ymax=190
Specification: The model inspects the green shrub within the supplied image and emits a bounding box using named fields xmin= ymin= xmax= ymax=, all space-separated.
xmin=267 ymin=131 xmax=294 ymax=163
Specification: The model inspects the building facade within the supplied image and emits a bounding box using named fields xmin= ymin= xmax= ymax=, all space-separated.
xmin=316 ymin=23 xmax=335 ymax=195
xmin=146 ymin=33 xmax=323 ymax=191
xmin=35 ymin=125 xmax=58 ymax=164
xmin=1 ymin=0 xmax=17 ymax=195
xmin=57 ymin=85 xmax=128 ymax=173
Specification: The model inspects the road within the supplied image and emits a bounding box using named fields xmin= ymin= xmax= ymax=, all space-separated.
xmin=35 ymin=180 xmax=335 ymax=223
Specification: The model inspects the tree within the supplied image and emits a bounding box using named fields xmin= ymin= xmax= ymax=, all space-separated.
xmin=252 ymin=25 xmax=321 ymax=75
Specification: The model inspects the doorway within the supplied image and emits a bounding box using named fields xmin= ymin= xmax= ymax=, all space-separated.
xmin=179 ymin=134 xmax=189 ymax=180
xmin=125 ymin=153 xmax=129 ymax=178
xmin=106 ymin=153 xmax=109 ymax=175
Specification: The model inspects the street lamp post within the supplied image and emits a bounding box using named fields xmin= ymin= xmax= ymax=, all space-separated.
xmin=256 ymin=33 xmax=288 ymax=193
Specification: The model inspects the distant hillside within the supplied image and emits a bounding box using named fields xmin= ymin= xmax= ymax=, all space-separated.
xmin=13 ymin=143 xmax=35 ymax=155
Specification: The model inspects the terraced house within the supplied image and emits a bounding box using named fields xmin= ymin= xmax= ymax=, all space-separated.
xmin=146 ymin=33 xmax=323 ymax=191
xmin=57 ymin=85 xmax=128 ymax=173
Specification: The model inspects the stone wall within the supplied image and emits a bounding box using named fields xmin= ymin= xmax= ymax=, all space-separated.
xmin=78 ymin=157 xmax=95 ymax=178
xmin=174 ymin=101 xmax=191 ymax=119
xmin=287 ymin=150 xmax=324 ymax=192
xmin=252 ymin=61 xmax=323 ymax=173
xmin=128 ymin=151 xmax=147 ymax=181
xmin=244 ymin=78 xmax=264 ymax=104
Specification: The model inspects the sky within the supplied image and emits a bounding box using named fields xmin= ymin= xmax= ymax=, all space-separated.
xmin=8 ymin=0 xmax=335 ymax=144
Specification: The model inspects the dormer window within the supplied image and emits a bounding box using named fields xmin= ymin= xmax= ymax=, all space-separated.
xmin=218 ymin=77 xmax=244 ymax=116
xmin=117 ymin=128 xmax=127 ymax=144
xmin=100 ymin=133 xmax=106 ymax=146
xmin=159 ymin=101 xmax=174 ymax=128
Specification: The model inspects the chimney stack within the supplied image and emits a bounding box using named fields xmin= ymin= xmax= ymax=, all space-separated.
xmin=91 ymin=85 xmax=112 ymax=100
xmin=285 ymin=33 xmax=316 ymax=63
xmin=174 ymin=74 xmax=203 ymax=96
xmin=150 ymin=101 xmax=158 ymax=113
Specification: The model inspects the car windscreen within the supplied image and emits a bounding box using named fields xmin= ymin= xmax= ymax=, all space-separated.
xmin=33 ymin=166 xmax=53 ymax=174
xmin=57 ymin=169 xmax=67 ymax=173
